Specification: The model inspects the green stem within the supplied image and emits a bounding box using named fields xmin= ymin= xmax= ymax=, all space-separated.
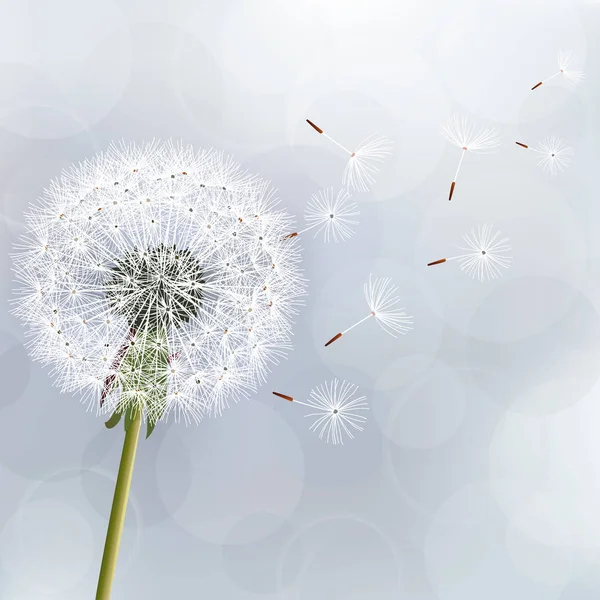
xmin=95 ymin=408 xmax=142 ymax=600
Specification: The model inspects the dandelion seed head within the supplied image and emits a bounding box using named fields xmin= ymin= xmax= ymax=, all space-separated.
xmin=442 ymin=115 xmax=500 ymax=152
xmin=304 ymin=187 xmax=359 ymax=243
xmin=299 ymin=379 xmax=368 ymax=445
xmin=11 ymin=140 xmax=307 ymax=425
xmin=364 ymin=274 xmax=413 ymax=337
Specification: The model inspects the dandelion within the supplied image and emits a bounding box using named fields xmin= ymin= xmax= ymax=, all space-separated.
xmin=515 ymin=136 xmax=573 ymax=175
xmin=441 ymin=115 xmax=500 ymax=201
xmin=273 ymin=379 xmax=368 ymax=445
xmin=324 ymin=274 xmax=413 ymax=347
xmin=10 ymin=140 xmax=307 ymax=599
xmin=427 ymin=224 xmax=512 ymax=281
xmin=284 ymin=187 xmax=359 ymax=243
xmin=531 ymin=49 xmax=585 ymax=91
xmin=306 ymin=119 xmax=393 ymax=193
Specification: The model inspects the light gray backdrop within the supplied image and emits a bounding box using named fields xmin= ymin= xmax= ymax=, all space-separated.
xmin=1 ymin=0 xmax=600 ymax=598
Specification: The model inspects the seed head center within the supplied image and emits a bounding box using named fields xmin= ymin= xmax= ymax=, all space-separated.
xmin=105 ymin=244 xmax=205 ymax=330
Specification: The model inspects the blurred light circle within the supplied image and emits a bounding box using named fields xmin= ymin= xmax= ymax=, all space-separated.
xmin=0 ymin=1 xmax=132 ymax=139
xmin=424 ymin=482 xmax=565 ymax=600
xmin=156 ymin=400 xmax=304 ymax=545
xmin=0 ymin=498 xmax=94 ymax=594
xmin=279 ymin=516 xmax=401 ymax=600
xmin=490 ymin=390 xmax=600 ymax=550
xmin=372 ymin=358 xmax=467 ymax=449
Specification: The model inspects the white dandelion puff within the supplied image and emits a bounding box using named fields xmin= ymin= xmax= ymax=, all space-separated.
xmin=531 ymin=49 xmax=585 ymax=90
xmin=10 ymin=140 xmax=308 ymax=599
xmin=427 ymin=224 xmax=512 ymax=282
xmin=324 ymin=274 xmax=413 ymax=347
xmin=306 ymin=119 xmax=393 ymax=193
xmin=441 ymin=115 xmax=500 ymax=201
xmin=515 ymin=136 xmax=573 ymax=175
xmin=283 ymin=187 xmax=359 ymax=243
xmin=11 ymin=140 xmax=308 ymax=430
xmin=274 ymin=379 xmax=369 ymax=445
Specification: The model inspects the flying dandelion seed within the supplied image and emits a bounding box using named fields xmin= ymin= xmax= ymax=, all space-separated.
xmin=531 ymin=49 xmax=585 ymax=91
xmin=284 ymin=187 xmax=359 ymax=243
xmin=273 ymin=379 xmax=368 ymax=445
xmin=427 ymin=224 xmax=512 ymax=282
xmin=441 ymin=115 xmax=500 ymax=201
xmin=515 ymin=136 xmax=573 ymax=175
xmin=306 ymin=118 xmax=393 ymax=193
xmin=324 ymin=274 xmax=413 ymax=347
xmin=10 ymin=140 xmax=307 ymax=600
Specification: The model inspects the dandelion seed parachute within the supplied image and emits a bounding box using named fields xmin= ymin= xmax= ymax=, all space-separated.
xmin=427 ymin=224 xmax=512 ymax=282
xmin=11 ymin=140 xmax=307 ymax=428
xmin=274 ymin=379 xmax=369 ymax=445
xmin=284 ymin=187 xmax=359 ymax=243
xmin=342 ymin=133 xmax=393 ymax=193
xmin=531 ymin=49 xmax=585 ymax=91
xmin=306 ymin=119 xmax=393 ymax=193
xmin=324 ymin=274 xmax=413 ymax=347
xmin=515 ymin=136 xmax=573 ymax=176
xmin=441 ymin=115 xmax=500 ymax=201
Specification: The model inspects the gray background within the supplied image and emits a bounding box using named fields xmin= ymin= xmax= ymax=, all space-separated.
xmin=0 ymin=0 xmax=599 ymax=597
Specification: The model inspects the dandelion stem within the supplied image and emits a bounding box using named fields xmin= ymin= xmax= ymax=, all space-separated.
xmin=343 ymin=313 xmax=373 ymax=335
xmin=532 ymin=71 xmax=560 ymax=90
xmin=326 ymin=313 xmax=374 ymax=346
xmin=305 ymin=119 xmax=353 ymax=155
xmin=295 ymin=222 xmax=320 ymax=236
xmin=543 ymin=71 xmax=561 ymax=85
xmin=95 ymin=408 xmax=142 ymax=600
xmin=454 ymin=148 xmax=466 ymax=182
xmin=449 ymin=148 xmax=466 ymax=200
xmin=323 ymin=133 xmax=354 ymax=156
xmin=282 ymin=222 xmax=319 ymax=240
